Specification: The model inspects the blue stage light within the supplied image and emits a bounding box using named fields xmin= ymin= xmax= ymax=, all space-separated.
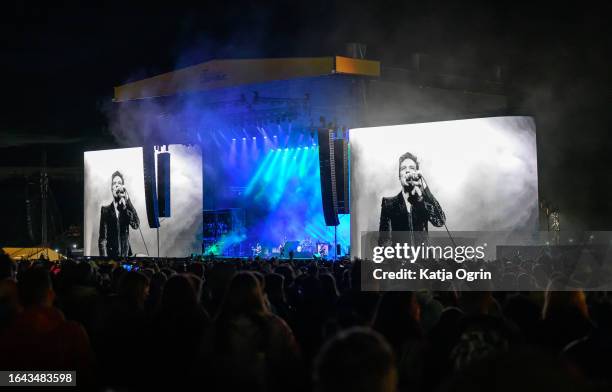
xmin=298 ymin=146 xmax=310 ymax=177
xmin=225 ymin=145 xmax=350 ymax=256
xmin=245 ymin=150 xmax=274 ymax=195
xmin=263 ymin=148 xmax=283 ymax=183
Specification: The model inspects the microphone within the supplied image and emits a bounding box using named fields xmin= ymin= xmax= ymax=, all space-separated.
xmin=407 ymin=172 xmax=425 ymax=203
xmin=409 ymin=172 xmax=422 ymax=181
xmin=406 ymin=172 xmax=422 ymax=188
xmin=118 ymin=187 xmax=128 ymax=208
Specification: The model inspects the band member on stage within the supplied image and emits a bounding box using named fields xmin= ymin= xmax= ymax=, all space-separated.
xmin=279 ymin=243 xmax=285 ymax=257
xmin=278 ymin=236 xmax=287 ymax=257
xmin=99 ymin=171 xmax=140 ymax=257
xmin=378 ymin=152 xmax=445 ymax=245
xmin=252 ymin=242 xmax=262 ymax=257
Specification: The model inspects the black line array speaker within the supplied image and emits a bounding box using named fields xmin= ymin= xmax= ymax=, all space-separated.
xmin=157 ymin=152 xmax=171 ymax=217
xmin=143 ymin=146 xmax=160 ymax=228
xmin=333 ymin=138 xmax=349 ymax=214
xmin=317 ymin=129 xmax=340 ymax=226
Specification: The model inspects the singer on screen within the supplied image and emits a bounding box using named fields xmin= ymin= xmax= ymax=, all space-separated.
xmin=98 ymin=170 xmax=140 ymax=257
xmin=378 ymin=152 xmax=445 ymax=246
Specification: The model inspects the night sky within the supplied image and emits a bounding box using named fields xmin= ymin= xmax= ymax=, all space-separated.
xmin=1 ymin=1 xmax=611 ymax=245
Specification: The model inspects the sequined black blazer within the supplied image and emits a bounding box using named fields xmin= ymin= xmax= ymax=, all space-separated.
xmin=378 ymin=188 xmax=445 ymax=245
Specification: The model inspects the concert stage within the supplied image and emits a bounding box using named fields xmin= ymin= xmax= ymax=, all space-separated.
xmin=81 ymin=56 xmax=537 ymax=260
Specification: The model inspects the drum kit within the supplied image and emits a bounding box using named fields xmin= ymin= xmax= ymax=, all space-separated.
xmin=296 ymin=237 xmax=315 ymax=253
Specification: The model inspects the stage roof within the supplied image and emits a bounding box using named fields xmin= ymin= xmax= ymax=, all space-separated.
xmin=114 ymin=56 xmax=380 ymax=102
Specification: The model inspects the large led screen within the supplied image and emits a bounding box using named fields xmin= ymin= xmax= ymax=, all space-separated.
xmin=350 ymin=116 xmax=538 ymax=257
xmin=84 ymin=144 xmax=203 ymax=257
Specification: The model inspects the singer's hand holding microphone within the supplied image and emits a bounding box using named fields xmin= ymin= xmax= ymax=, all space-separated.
xmin=118 ymin=186 xmax=129 ymax=208
xmin=408 ymin=170 xmax=426 ymax=202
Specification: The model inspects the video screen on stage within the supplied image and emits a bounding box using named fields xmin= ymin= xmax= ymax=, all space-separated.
xmin=84 ymin=144 xmax=203 ymax=257
xmin=350 ymin=116 xmax=538 ymax=257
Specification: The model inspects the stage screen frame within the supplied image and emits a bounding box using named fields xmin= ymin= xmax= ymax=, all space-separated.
xmin=349 ymin=116 xmax=539 ymax=257
xmin=84 ymin=144 xmax=203 ymax=257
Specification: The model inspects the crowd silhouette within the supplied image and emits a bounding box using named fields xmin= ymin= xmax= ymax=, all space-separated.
xmin=0 ymin=251 xmax=610 ymax=391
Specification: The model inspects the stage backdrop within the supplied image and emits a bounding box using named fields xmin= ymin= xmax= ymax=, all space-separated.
xmin=84 ymin=144 xmax=202 ymax=257
xmin=350 ymin=116 xmax=538 ymax=257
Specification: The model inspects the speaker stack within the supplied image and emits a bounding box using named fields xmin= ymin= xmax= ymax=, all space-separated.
xmin=317 ymin=129 xmax=349 ymax=227
xmin=142 ymin=145 xmax=160 ymax=229
xmin=142 ymin=146 xmax=172 ymax=229
xmin=157 ymin=152 xmax=171 ymax=218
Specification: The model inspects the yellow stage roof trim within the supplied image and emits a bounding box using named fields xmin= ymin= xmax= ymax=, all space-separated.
xmin=114 ymin=56 xmax=380 ymax=102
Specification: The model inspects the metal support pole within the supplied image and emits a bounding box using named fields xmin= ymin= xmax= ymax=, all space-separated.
xmin=40 ymin=151 xmax=48 ymax=247
xmin=334 ymin=225 xmax=337 ymax=261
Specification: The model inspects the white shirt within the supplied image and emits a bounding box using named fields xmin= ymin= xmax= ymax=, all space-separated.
xmin=402 ymin=190 xmax=412 ymax=213
xmin=113 ymin=201 xmax=120 ymax=219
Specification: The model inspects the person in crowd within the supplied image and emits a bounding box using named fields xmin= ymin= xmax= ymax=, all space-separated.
xmin=94 ymin=270 xmax=150 ymax=388
xmin=441 ymin=347 xmax=580 ymax=392
xmin=0 ymin=252 xmax=19 ymax=331
xmin=58 ymin=260 xmax=101 ymax=336
xmin=149 ymin=274 xmax=210 ymax=388
xmin=0 ymin=252 xmax=16 ymax=281
xmin=374 ymin=291 xmax=425 ymax=392
xmin=313 ymin=327 xmax=397 ymax=392
xmin=205 ymin=262 xmax=238 ymax=316
xmin=374 ymin=291 xmax=422 ymax=354
xmin=187 ymin=261 xmax=205 ymax=280
xmin=503 ymin=293 xmax=540 ymax=343
xmin=202 ymin=271 xmax=303 ymax=392
xmin=458 ymin=291 xmax=499 ymax=316
xmin=538 ymin=287 xmax=593 ymax=352
xmin=145 ymin=270 xmax=167 ymax=313
xmin=563 ymin=298 xmax=612 ymax=383
xmin=336 ymin=259 xmax=380 ymax=328
xmin=265 ymin=272 xmax=294 ymax=324
xmin=320 ymin=272 xmax=340 ymax=306
xmin=275 ymin=264 xmax=301 ymax=307
xmin=0 ymin=267 xmax=94 ymax=384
